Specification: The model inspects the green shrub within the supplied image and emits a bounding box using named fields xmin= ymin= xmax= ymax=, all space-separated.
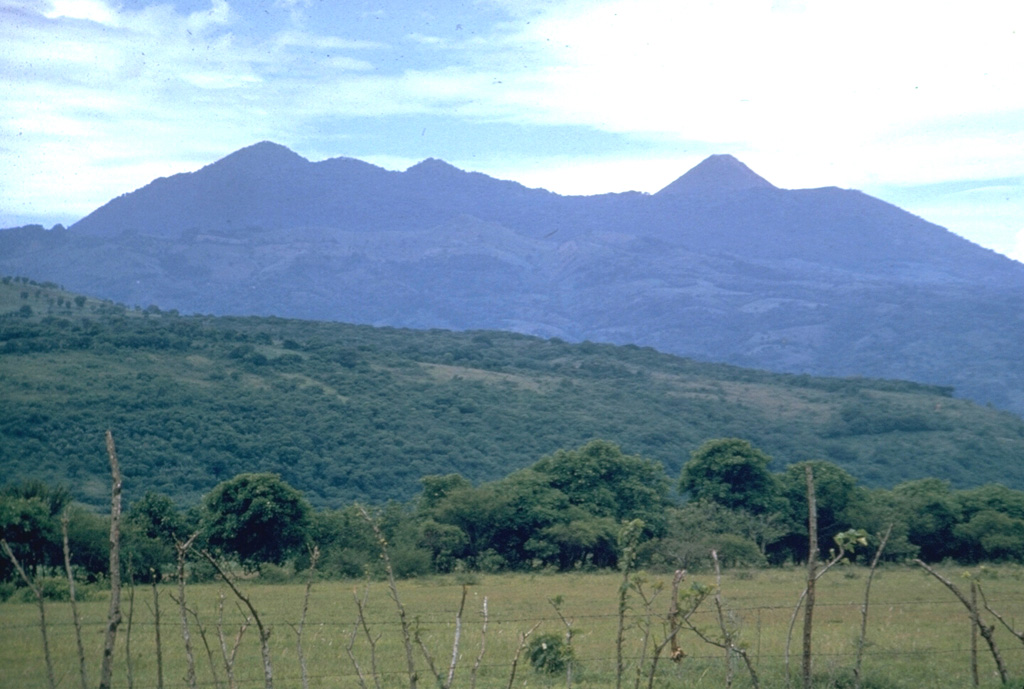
xmin=16 ymin=577 xmax=71 ymax=602
xmin=527 ymin=632 xmax=574 ymax=674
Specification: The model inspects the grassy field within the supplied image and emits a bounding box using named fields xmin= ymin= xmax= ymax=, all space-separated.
xmin=2 ymin=564 xmax=1024 ymax=688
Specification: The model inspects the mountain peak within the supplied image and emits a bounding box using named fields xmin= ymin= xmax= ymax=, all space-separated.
xmin=210 ymin=141 xmax=309 ymax=171
xmin=656 ymin=154 xmax=775 ymax=196
xmin=405 ymin=158 xmax=464 ymax=176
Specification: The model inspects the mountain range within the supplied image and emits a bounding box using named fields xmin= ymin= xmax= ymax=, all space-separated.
xmin=2 ymin=142 xmax=1023 ymax=414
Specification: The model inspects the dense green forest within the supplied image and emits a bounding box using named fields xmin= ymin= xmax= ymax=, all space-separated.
xmin=3 ymin=275 xmax=1024 ymax=512
xmin=7 ymin=439 xmax=1024 ymax=592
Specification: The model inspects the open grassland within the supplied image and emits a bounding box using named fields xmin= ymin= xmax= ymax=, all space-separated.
xmin=2 ymin=565 xmax=1024 ymax=688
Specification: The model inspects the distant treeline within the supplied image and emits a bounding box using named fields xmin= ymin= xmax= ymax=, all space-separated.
xmin=3 ymin=278 xmax=1024 ymax=513
xmin=5 ymin=437 xmax=1024 ymax=595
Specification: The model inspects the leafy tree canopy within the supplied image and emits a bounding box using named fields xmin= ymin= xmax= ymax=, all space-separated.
xmin=202 ymin=473 xmax=312 ymax=571
xmin=680 ymin=438 xmax=778 ymax=514
xmin=532 ymin=439 xmax=670 ymax=535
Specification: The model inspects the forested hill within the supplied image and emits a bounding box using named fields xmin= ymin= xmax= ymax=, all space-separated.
xmin=3 ymin=276 xmax=1024 ymax=510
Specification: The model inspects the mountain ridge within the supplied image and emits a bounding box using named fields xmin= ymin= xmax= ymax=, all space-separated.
xmin=3 ymin=142 xmax=1023 ymax=415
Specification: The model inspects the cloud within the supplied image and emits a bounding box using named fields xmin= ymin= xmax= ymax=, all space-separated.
xmin=44 ymin=0 xmax=115 ymax=24
xmin=2 ymin=0 xmax=1022 ymax=257
xmin=1011 ymin=229 xmax=1024 ymax=264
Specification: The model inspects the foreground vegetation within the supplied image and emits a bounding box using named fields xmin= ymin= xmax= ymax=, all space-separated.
xmin=3 ymin=276 xmax=1024 ymax=511
xmin=7 ymin=436 xmax=1024 ymax=591
xmin=3 ymin=565 xmax=1024 ymax=688
xmin=5 ymin=276 xmax=1024 ymax=686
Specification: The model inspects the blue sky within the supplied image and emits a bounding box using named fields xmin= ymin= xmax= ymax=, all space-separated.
xmin=2 ymin=0 xmax=1023 ymax=261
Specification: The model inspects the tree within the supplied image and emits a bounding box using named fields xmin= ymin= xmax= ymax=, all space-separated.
xmin=680 ymin=438 xmax=778 ymax=514
xmin=0 ymin=481 xmax=74 ymax=580
xmin=532 ymin=440 xmax=670 ymax=536
xmin=953 ymin=510 xmax=1024 ymax=563
xmin=773 ymin=460 xmax=862 ymax=561
xmin=891 ymin=478 xmax=962 ymax=562
xmin=488 ymin=469 xmax=573 ymax=569
xmin=299 ymin=506 xmax=377 ymax=578
xmin=0 ymin=495 xmax=60 ymax=581
xmin=202 ymin=473 xmax=312 ymax=571
xmin=418 ymin=474 xmax=473 ymax=512
xmin=123 ymin=492 xmax=191 ymax=580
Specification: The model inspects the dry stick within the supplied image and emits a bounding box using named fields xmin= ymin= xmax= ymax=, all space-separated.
xmin=783 ymin=542 xmax=849 ymax=685
xmin=801 ymin=465 xmax=817 ymax=689
xmin=971 ymin=581 xmax=980 ymax=687
xmin=215 ymin=593 xmax=251 ymax=689
xmin=289 ymin=545 xmax=320 ymax=689
xmin=615 ymin=520 xmax=642 ymax=689
xmin=913 ymin=559 xmax=1009 ymax=684
xmin=469 ymin=596 xmax=488 ymax=689
xmin=853 ymin=523 xmax=892 ymax=689
xmin=506 ymin=623 xmax=541 ymax=689
xmin=710 ymin=553 xmax=735 ymax=689
xmin=644 ymin=569 xmax=692 ymax=689
xmin=346 ymin=584 xmax=383 ymax=689
xmin=359 ymin=505 xmax=418 ymax=689
xmin=549 ymin=596 xmax=576 ymax=689
xmin=784 ymin=467 xmax=852 ymax=689
xmin=202 ymin=550 xmax=275 ymax=689
xmin=175 ymin=533 xmax=200 ymax=689
xmin=1 ymin=538 xmax=56 ymax=689
xmin=629 ymin=578 xmax=659 ymax=689
xmin=713 ymin=551 xmax=760 ymax=689
xmin=445 ymin=585 xmax=468 ymax=689
xmin=125 ymin=572 xmax=136 ymax=689
xmin=977 ymin=582 xmax=1024 ymax=646
xmin=99 ymin=429 xmax=124 ymax=689
xmin=615 ymin=568 xmax=630 ymax=689
xmin=678 ymin=556 xmax=757 ymax=689
xmin=668 ymin=569 xmax=688 ymax=664
xmin=149 ymin=574 xmax=165 ymax=689
xmin=182 ymin=601 xmax=224 ymax=689
xmin=414 ymin=585 xmax=468 ymax=689
xmin=61 ymin=508 xmax=89 ymax=689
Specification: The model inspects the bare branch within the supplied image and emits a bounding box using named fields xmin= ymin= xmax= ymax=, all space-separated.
xmin=346 ymin=584 xmax=383 ymax=689
xmin=99 ymin=429 xmax=124 ymax=689
xmin=506 ymin=623 xmax=541 ymax=689
xmin=469 ymin=597 xmax=488 ymax=689
xmin=446 ymin=585 xmax=468 ymax=689
xmin=202 ymin=550 xmax=275 ymax=689
xmin=358 ymin=505 xmax=417 ymax=689
xmin=150 ymin=577 xmax=165 ymax=689
xmin=914 ymin=559 xmax=1008 ymax=684
xmin=176 ymin=533 xmax=200 ymax=689
xmin=61 ymin=508 xmax=88 ymax=689
xmin=978 ymin=581 xmax=1024 ymax=646
xmin=854 ymin=524 xmax=892 ymax=689
xmin=216 ymin=592 xmax=251 ymax=689
xmin=1 ymin=538 xmax=56 ymax=689
xmin=290 ymin=545 xmax=320 ymax=689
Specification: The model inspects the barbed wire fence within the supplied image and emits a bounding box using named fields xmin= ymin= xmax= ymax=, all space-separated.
xmin=5 ymin=590 xmax=1024 ymax=689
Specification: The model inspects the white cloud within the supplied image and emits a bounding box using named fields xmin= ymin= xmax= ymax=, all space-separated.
xmin=1010 ymin=229 xmax=1024 ymax=264
xmin=44 ymin=0 xmax=115 ymax=24
xmin=570 ymin=4 xmax=1010 ymax=135
xmin=186 ymin=0 xmax=232 ymax=35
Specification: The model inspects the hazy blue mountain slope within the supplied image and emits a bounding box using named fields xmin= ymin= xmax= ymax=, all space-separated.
xmin=2 ymin=142 xmax=1022 ymax=415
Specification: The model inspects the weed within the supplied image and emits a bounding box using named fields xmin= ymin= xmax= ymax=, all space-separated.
xmin=527 ymin=632 xmax=574 ymax=675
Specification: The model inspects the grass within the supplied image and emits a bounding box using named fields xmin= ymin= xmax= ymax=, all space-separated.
xmin=2 ymin=565 xmax=1024 ymax=688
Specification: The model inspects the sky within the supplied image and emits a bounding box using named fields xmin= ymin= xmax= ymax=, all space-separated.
xmin=2 ymin=0 xmax=1023 ymax=262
